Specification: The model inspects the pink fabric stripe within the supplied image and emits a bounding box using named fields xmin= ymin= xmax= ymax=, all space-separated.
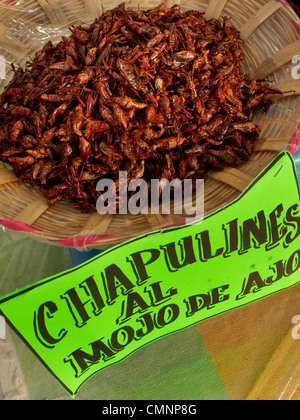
xmin=289 ymin=126 xmax=300 ymax=154
xmin=0 ymin=220 xmax=43 ymax=232
xmin=0 ymin=219 xmax=119 ymax=246
xmin=56 ymin=234 xmax=119 ymax=247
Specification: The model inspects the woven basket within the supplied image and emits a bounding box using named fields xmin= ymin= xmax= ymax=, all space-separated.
xmin=0 ymin=0 xmax=299 ymax=249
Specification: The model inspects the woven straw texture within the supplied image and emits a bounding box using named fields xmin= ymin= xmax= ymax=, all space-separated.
xmin=0 ymin=0 xmax=299 ymax=249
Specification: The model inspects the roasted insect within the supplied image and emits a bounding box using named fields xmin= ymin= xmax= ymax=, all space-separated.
xmin=0 ymin=3 xmax=281 ymax=212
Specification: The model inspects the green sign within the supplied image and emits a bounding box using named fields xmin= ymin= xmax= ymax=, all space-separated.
xmin=1 ymin=151 xmax=300 ymax=396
